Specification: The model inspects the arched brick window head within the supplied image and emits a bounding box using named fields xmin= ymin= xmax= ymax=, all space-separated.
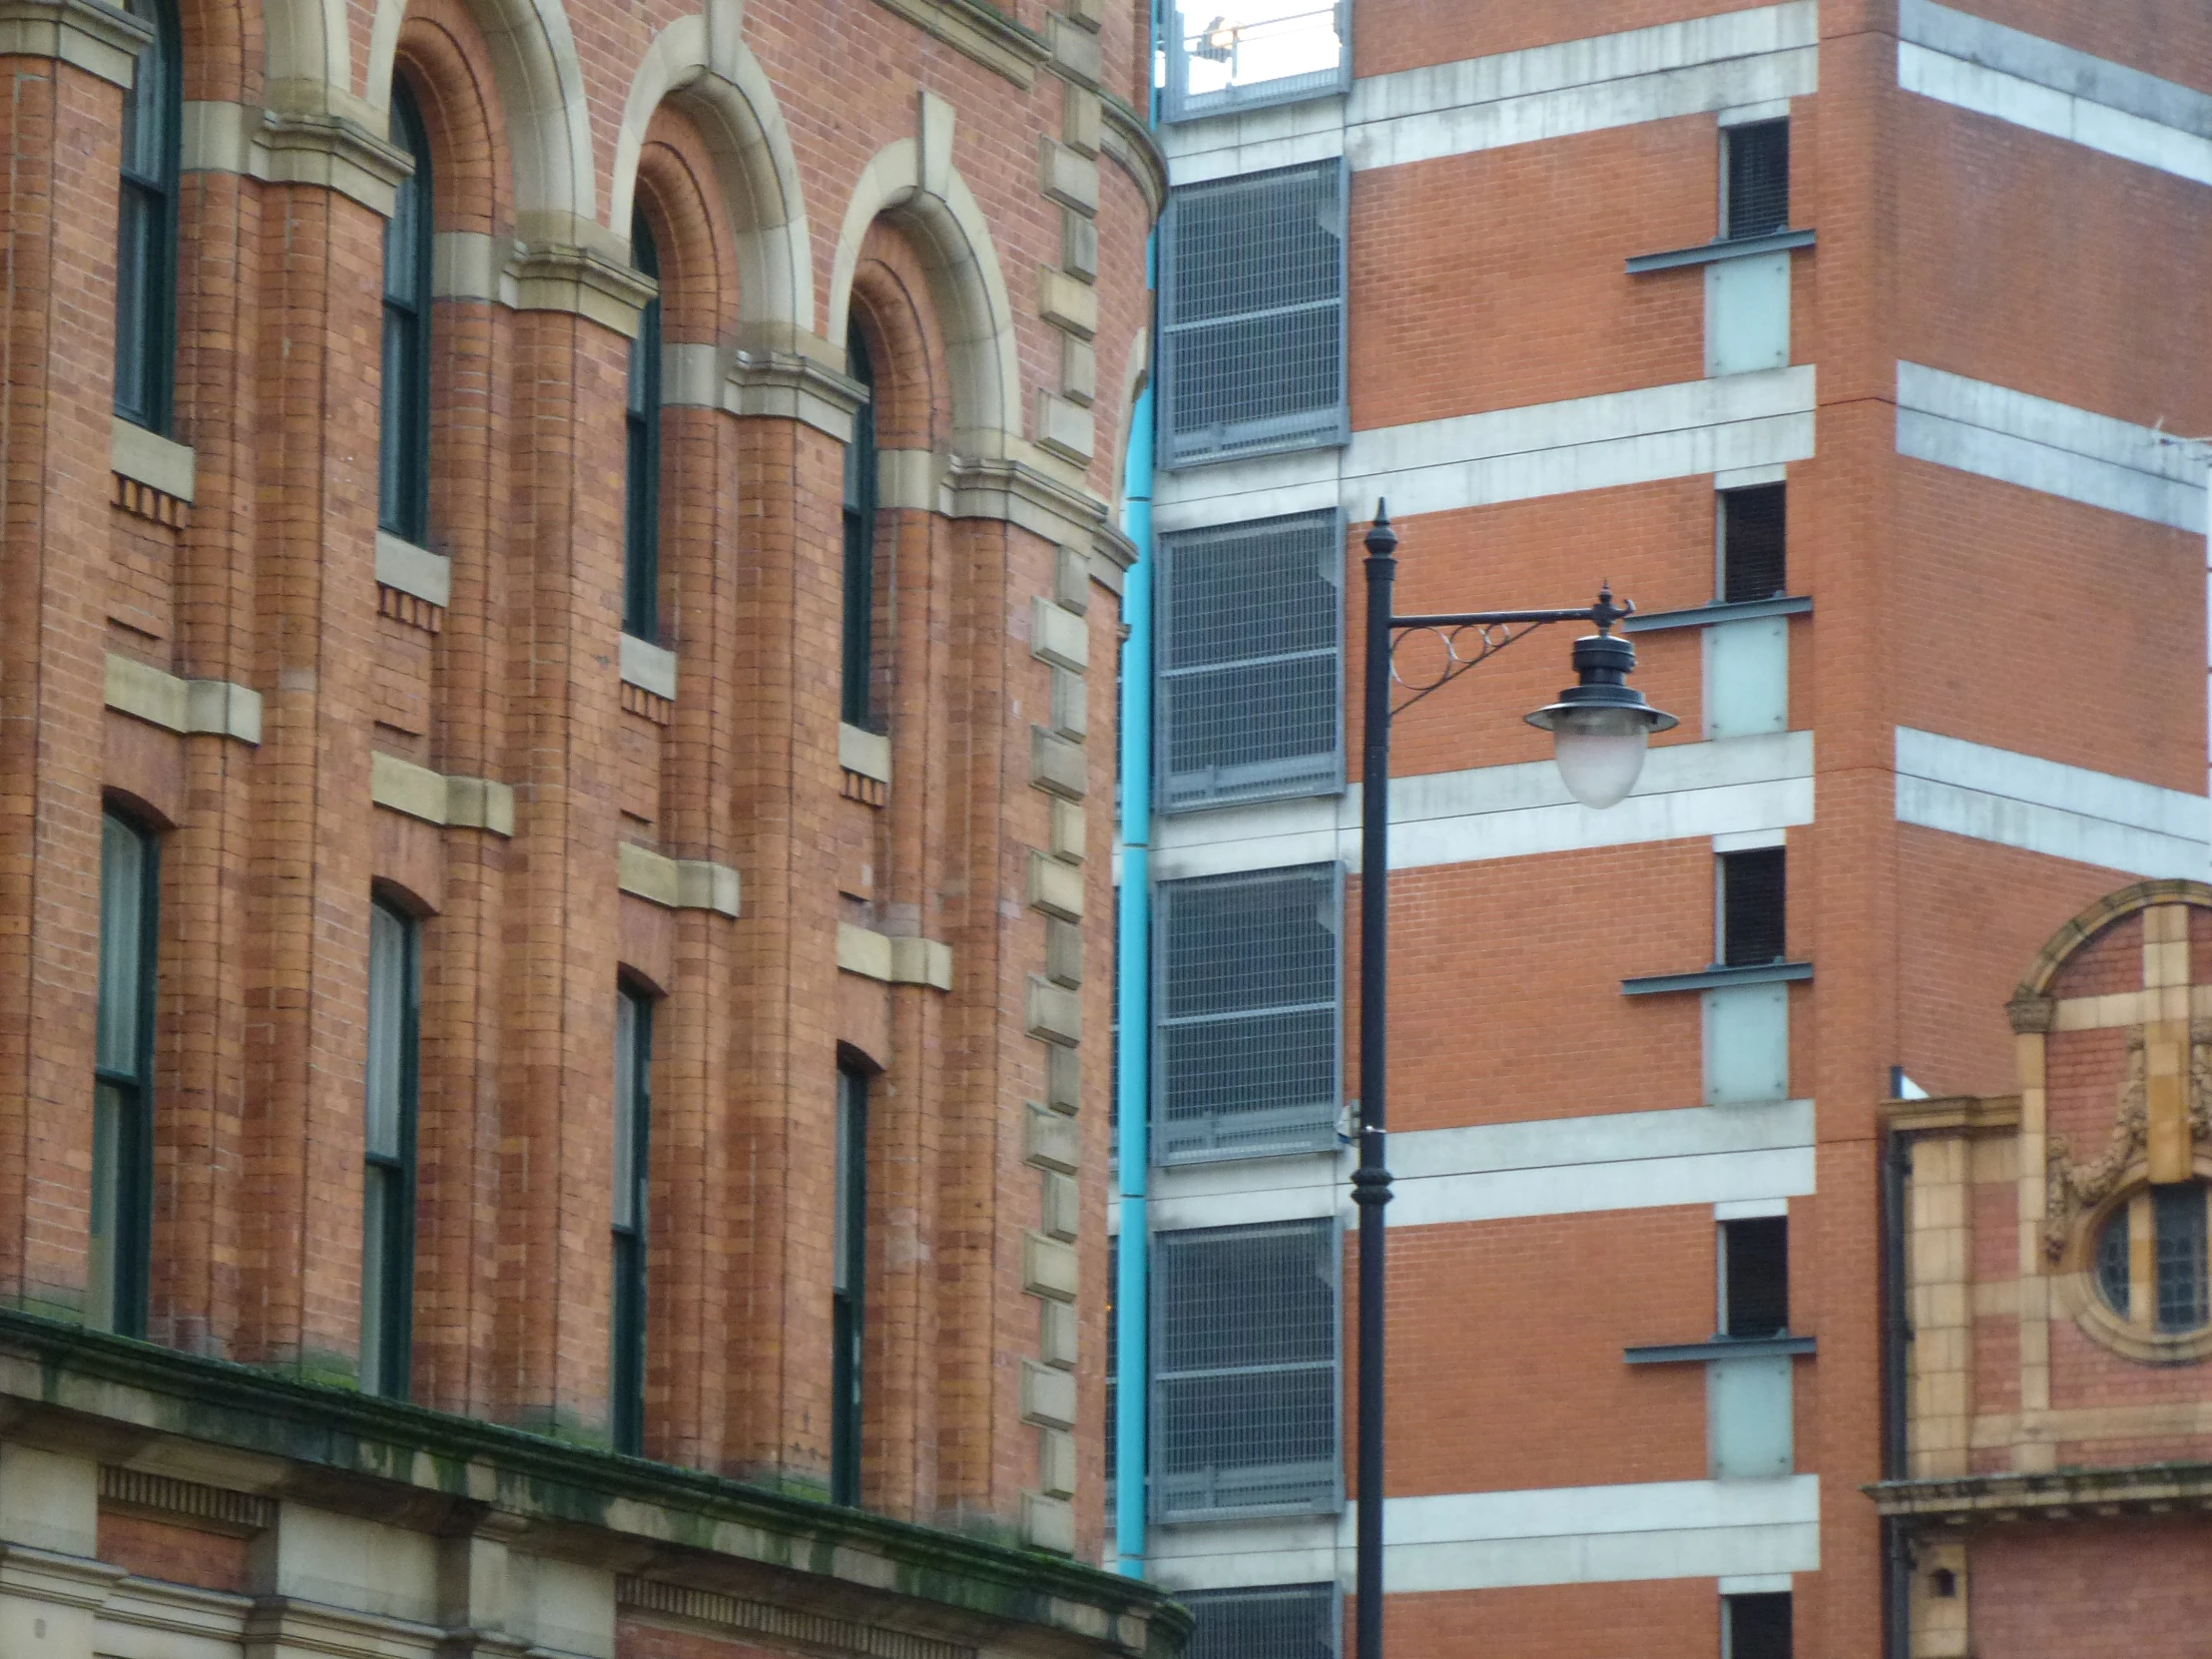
xmin=379 ymin=81 xmax=435 ymax=544
xmin=114 ymin=0 xmax=181 ymax=434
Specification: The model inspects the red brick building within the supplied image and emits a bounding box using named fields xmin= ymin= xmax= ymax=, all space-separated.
xmin=0 ymin=0 xmax=1180 ymax=1652
xmin=1118 ymin=1 xmax=2212 ymax=1656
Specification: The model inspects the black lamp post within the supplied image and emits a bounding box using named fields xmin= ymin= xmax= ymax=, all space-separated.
xmin=1353 ymin=501 xmax=1675 ymax=1659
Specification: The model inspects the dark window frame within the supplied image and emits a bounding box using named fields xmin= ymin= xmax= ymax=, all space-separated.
xmin=624 ymin=212 xmax=664 ymax=642
xmin=1723 ymin=120 xmax=1791 ymax=242
xmin=1723 ymin=1589 xmax=1794 ymax=1659
xmin=1720 ymin=846 xmax=1788 ymax=968
xmin=1180 ymin=1582 xmax=1342 ymax=1659
xmin=1722 ymin=1215 xmax=1790 ymax=1339
xmin=93 ymin=809 xmax=161 ymax=1338
xmin=114 ymin=0 xmax=182 ymax=433
xmin=362 ymin=896 xmax=420 ymax=1398
xmin=841 ymin=325 xmax=879 ymax=731
xmin=831 ymin=1063 xmax=869 ymax=1504
xmin=378 ymin=79 xmax=435 ymax=543
xmin=611 ymin=982 xmax=654 ymax=1454
xmin=1720 ymin=484 xmax=1788 ymax=604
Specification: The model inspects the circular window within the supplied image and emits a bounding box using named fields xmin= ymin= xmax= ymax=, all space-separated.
xmin=2092 ymin=1181 xmax=2212 ymax=1335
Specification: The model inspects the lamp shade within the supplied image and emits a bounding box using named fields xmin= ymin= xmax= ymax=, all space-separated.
xmin=1525 ymin=631 xmax=1678 ymax=810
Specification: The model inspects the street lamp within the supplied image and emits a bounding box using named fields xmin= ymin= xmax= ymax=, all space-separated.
xmin=1353 ymin=502 xmax=1674 ymax=1659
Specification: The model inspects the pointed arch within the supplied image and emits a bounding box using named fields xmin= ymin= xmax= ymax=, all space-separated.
xmin=829 ymin=138 xmax=1020 ymax=457
xmin=608 ymin=12 xmax=814 ymax=352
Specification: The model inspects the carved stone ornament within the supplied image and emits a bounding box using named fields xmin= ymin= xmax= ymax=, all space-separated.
xmin=2044 ymin=1022 xmax=2212 ymax=1260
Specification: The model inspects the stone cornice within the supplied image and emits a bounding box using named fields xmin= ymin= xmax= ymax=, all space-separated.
xmin=1868 ymin=1461 xmax=2212 ymax=1523
xmin=1099 ymin=93 xmax=1166 ymax=221
xmin=1881 ymin=1093 xmax=2022 ymax=1136
xmin=945 ymin=452 xmax=1111 ymax=550
xmin=510 ymin=245 xmax=659 ymax=337
xmin=725 ymin=349 xmax=868 ymax=441
xmin=867 ymin=0 xmax=1049 ymax=88
xmin=0 ymin=1309 xmax=1191 ymax=1656
xmin=0 ymin=0 xmax=151 ymax=90
xmin=260 ymin=111 xmax=415 ymax=217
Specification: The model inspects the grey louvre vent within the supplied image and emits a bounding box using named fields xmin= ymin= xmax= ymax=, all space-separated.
xmin=1152 ymin=1221 xmax=1341 ymax=1520
xmin=1184 ymin=1584 xmax=1340 ymax=1659
xmin=1154 ymin=863 xmax=1341 ymax=1163
xmin=1162 ymin=162 xmax=1348 ymax=468
xmin=1163 ymin=0 xmax=1351 ymax=124
xmin=1158 ymin=511 xmax=1344 ymax=813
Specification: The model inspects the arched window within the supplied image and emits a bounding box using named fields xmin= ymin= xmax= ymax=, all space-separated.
xmin=379 ymin=81 xmax=434 ymax=543
xmin=362 ymin=897 xmax=420 ymax=1396
xmin=92 ymin=810 xmax=160 ymax=1335
xmin=611 ymin=981 xmax=654 ymax=1453
xmin=114 ymin=0 xmax=181 ymax=432
xmin=840 ymin=326 xmax=878 ymax=730
xmin=623 ymin=212 xmax=663 ymax=642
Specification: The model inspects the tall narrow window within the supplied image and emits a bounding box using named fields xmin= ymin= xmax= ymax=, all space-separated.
xmin=2153 ymin=1183 xmax=2209 ymax=1333
xmin=1722 ymin=1216 xmax=1790 ymax=1338
xmin=1720 ymin=846 xmax=1787 ymax=967
xmin=1724 ymin=121 xmax=1791 ymax=240
xmin=1724 ymin=1590 xmax=1793 ymax=1658
xmin=841 ymin=325 xmax=878 ymax=730
xmin=378 ymin=82 xmax=434 ymax=543
xmin=114 ymin=0 xmax=181 ymax=432
xmin=92 ymin=812 xmax=159 ymax=1336
xmin=611 ymin=985 xmax=653 ymax=1453
xmin=362 ymin=898 xmax=419 ymax=1397
xmin=1720 ymin=485 xmax=1788 ymax=603
xmin=624 ymin=213 xmax=663 ymax=642
xmin=831 ymin=1064 xmax=868 ymax=1504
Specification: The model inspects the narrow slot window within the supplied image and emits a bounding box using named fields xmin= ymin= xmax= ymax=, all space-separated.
xmin=2153 ymin=1183 xmax=2208 ymax=1333
xmin=92 ymin=812 xmax=159 ymax=1336
xmin=611 ymin=985 xmax=654 ymax=1453
xmin=1721 ymin=847 xmax=1787 ymax=967
xmin=1721 ymin=485 xmax=1788 ymax=603
xmin=1724 ymin=1591 xmax=1793 ymax=1659
xmin=623 ymin=213 xmax=663 ymax=642
xmin=2096 ymin=1203 xmax=2131 ymax=1317
xmin=114 ymin=0 xmax=181 ymax=432
xmin=362 ymin=898 xmax=419 ymax=1397
xmin=1723 ymin=1216 xmax=1790 ymax=1339
xmin=378 ymin=81 xmax=434 ymax=542
xmin=841 ymin=325 xmax=878 ymax=730
xmin=1724 ymin=121 xmax=1790 ymax=240
xmin=831 ymin=1064 xmax=868 ymax=1504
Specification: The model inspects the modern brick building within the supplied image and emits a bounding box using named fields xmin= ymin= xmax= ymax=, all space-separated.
xmin=0 ymin=0 xmax=1180 ymax=1653
xmin=1112 ymin=2 xmax=2212 ymax=1656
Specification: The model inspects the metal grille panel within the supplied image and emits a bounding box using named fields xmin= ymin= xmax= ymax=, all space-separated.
xmin=1163 ymin=163 xmax=1348 ymax=467
xmin=1183 ymin=1584 xmax=1339 ymax=1659
xmin=1725 ymin=121 xmax=1790 ymax=239
xmin=1159 ymin=512 xmax=1343 ymax=812
xmin=1721 ymin=847 xmax=1787 ymax=968
xmin=1721 ymin=484 xmax=1787 ymax=603
xmin=1152 ymin=1222 xmax=1341 ymax=1520
xmin=1163 ymin=0 xmax=1350 ymax=124
xmin=1155 ymin=864 xmax=1341 ymax=1162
